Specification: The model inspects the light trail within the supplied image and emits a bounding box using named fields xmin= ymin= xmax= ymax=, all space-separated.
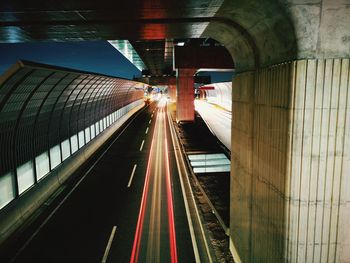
xmin=163 ymin=105 xmax=178 ymax=263
xmin=130 ymin=127 xmax=156 ymax=263
xmin=130 ymin=97 xmax=178 ymax=263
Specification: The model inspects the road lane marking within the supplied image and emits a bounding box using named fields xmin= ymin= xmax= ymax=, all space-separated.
xmin=145 ymin=127 xmax=149 ymax=134
xmin=101 ymin=226 xmax=117 ymax=263
xmin=127 ymin=164 xmax=137 ymax=188
xmin=139 ymin=140 xmax=145 ymax=151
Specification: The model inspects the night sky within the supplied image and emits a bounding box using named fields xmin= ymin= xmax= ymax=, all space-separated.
xmin=0 ymin=41 xmax=233 ymax=83
xmin=0 ymin=41 xmax=141 ymax=79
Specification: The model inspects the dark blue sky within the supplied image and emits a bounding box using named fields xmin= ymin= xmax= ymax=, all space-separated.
xmin=0 ymin=41 xmax=233 ymax=83
xmin=0 ymin=41 xmax=141 ymax=79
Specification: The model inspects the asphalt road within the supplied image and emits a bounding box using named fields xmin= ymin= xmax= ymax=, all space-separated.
xmin=6 ymin=99 xmax=195 ymax=263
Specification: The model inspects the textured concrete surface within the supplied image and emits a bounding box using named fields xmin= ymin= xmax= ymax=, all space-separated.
xmin=203 ymin=0 xmax=350 ymax=71
xmin=287 ymin=59 xmax=350 ymax=263
xmin=176 ymin=69 xmax=196 ymax=122
xmin=168 ymin=84 xmax=176 ymax=102
xmin=230 ymin=59 xmax=350 ymax=263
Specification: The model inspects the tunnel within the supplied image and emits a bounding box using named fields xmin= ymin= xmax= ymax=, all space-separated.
xmin=0 ymin=0 xmax=349 ymax=262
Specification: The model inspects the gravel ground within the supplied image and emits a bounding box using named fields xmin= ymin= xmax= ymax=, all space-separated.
xmin=189 ymin=174 xmax=234 ymax=263
xmin=169 ymin=103 xmax=234 ymax=262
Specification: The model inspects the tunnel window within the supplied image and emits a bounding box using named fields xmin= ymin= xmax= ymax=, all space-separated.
xmin=35 ymin=151 xmax=50 ymax=180
xmin=90 ymin=124 xmax=96 ymax=139
xmin=61 ymin=139 xmax=71 ymax=161
xmin=99 ymin=120 xmax=104 ymax=131
xmin=17 ymin=160 xmax=35 ymax=194
xmin=70 ymin=135 xmax=78 ymax=154
xmin=78 ymin=131 xmax=85 ymax=149
xmin=85 ymin=127 xmax=91 ymax=143
xmin=95 ymin=122 xmax=100 ymax=135
xmin=0 ymin=172 xmax=15 ymax=209
xmin=107 ymin=116 xmax=110 ymax=127
xmin=50 ymin=145 xmax=61 ymax=169
xmin=103 ymin=117 xmax=107 ymax=130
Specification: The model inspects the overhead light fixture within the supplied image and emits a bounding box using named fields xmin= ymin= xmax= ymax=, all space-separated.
xmin=176 ymin=42 xmax=185 ymax=46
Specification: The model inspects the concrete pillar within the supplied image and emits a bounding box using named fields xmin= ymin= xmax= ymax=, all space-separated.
xmin=168 ymin=84 xmax=176 ymax=102
xmin=176 ymin=68 xmax=196 ymax=122
xmin=230 ymin=59 xmax=350 ymax=263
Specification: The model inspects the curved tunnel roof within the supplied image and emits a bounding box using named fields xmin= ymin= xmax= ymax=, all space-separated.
xmin=0 ymin=61 xmax=145 ymax=175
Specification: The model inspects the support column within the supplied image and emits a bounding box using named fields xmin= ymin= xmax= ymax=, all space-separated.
xmin=176 ymin=68 xmax=196 ymax=122
xmin=168 ymin=84 xmax=176 ymax=102
xmin=230 ymin=59 xmax=350 ymax=263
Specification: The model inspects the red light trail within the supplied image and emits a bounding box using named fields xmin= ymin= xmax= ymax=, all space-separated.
xmin=130 ymin=99 xmax=178 ymax=263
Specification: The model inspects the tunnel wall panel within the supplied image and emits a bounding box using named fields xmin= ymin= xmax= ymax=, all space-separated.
xmin=0 ymin=101 xmax=144 ymax=245
xmin=0 ymin=61 xmax=145 ymax=215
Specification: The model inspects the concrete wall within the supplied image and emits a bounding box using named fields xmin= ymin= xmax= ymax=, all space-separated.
xmin=203 ymin=82 xmax=232 ymax=111
xmin=282 ymin=0 xmax=350 ymax=59
xmin=230 ymin=59 xmax=350 ymax=263
xmin=230 ymin=71 xmax=255 ymax=263
xmin=203 ymin=0 xmax=350 ymax=72
xmin=286 ymin=59 xmax=350 ymax=263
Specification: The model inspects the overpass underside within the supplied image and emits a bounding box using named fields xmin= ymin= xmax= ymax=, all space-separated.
xmin=0 ymin=0 xmax=349 ymax=262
